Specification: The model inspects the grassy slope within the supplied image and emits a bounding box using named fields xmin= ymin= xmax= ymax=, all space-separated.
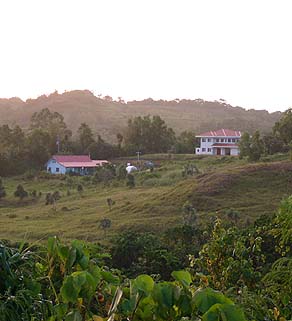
xmin=0 ymin=154 xmax=291 ymax=243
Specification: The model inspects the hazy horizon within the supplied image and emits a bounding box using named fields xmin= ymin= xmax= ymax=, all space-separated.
xmin=1 ymin=0 xmax=292 ymax=112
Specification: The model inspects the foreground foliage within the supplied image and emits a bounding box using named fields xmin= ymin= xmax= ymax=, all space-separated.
xmin=2 ymin=196 xmax=292 ymax=320
xmin=0 ymin=237 xmax=245 ymax=321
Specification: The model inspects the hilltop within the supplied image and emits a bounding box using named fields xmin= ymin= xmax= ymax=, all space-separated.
xmin=0 ymin=90 xmax=281 ymax=142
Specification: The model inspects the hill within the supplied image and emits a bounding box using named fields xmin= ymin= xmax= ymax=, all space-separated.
xmin=0 ymin=154 xmax=291 ymax=242
xmin=0 ymin=90 xmax=281 ymax=142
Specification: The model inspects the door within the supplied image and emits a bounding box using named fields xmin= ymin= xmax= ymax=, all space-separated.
xmin=216 ymin=148 xmax=221 ymax=155
xmin=225 ymin=148 xmax=231 ymax=156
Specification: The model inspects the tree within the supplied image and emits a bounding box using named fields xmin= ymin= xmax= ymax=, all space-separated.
xmin=14 ymin=185 xmax=28 ymax=201
xmin=262 ymin=134 xmax=286 ymax=155
xmin=26 ymin=129 xmax=51 ymax=168
xmin=77 ymin=123 xmax=95 ymax=153
xmin=0 ymin=125 xmax=27 ymax=176
xmin=249 ymin=130 xmax=264 ymax=161
xmin=30 ymin=108 xmax=72 ymax=153
xmin=124 ymin=115 xmax=176 ymax=153
xmin=175 ymin=131 xmax=197 ymax=153
xmin=239 ymin=132 xmax=251 ymax=159
xmin=273 ymin=108 xmax=292 ymax=144
xmin=239 ymin=131 xmax=263 ymax=161
xmin=87 ymin=135 xmax=118 ymax=159
xmin=0 ymin=178 xmax=6 ymax=199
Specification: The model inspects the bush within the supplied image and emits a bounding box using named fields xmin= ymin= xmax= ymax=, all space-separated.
xmin=126 ymin=174 xmax=135 ymax=188
xmin=14 ymin=184 xmax=28 ymax=200
xmin=0 ymin=178 xmax=6 ymax=199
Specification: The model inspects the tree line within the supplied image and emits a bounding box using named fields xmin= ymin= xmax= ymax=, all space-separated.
xmin=0 ymin=108 xmax=196 ymax=176
xmin=1 ymin=106 xmax=292 ymax=176
xmin=239 ymin=108 xmax=292 ymax=161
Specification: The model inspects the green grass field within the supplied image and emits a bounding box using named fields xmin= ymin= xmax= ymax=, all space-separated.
xmin=1 ymin=153 xmax=292 ymax=243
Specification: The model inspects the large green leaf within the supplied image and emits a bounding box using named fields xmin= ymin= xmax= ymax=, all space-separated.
xmin=57 ymin=245 xmax=69 ymax=262
xmin=66 ymin=247 xmax=77 ymax=270
xmin=171 ymin=270 xmax=192 ymax=287
xmin=202 ymin=303 xmax=247 ymax=321
xmin=152 ymin=282 xmax=180 ymax=308
xmin=133 ymin=275 xmax=154 ymax=295
xmin=101 ymin=270 xmax=120 ymax=285
xmin=61 ymin=271 xmax=90 ymax=303
xmin=61 ymin=276 xmax=80 ymax=303
xmin=53 ymin=303 xmax=68 ymax=319
xmin=193 ymin=288 xmax=233 ymax=314
xmin=47 ymin=236 xmax=58 ymax=255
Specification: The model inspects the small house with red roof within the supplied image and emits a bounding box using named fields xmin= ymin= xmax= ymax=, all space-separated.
xmin=195 ymin=129 xmax=241 ymax=156
xmin=46 ymin=155 xmax=109 ymax=175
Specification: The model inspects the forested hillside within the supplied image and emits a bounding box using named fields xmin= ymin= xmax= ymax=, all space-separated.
xmin=0 ymin=90 xmax=281 ymax=141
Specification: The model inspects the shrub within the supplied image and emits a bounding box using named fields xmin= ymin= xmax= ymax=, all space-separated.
xmin=14 ymin=184 xmax=28 ymax=200
xmin=106 ymin=198 xmax=115 ymax=211
xmin=126 ymin=174 xmax=135 ymax=188
xmin=0 ymin=178 xmax=6 ymax=199
xmin=77 ymin=184 xmax=84 ymax=197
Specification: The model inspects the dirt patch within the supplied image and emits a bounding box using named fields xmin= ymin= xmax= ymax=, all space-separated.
xmin=195 ymin=161 xmax=292 ymax=197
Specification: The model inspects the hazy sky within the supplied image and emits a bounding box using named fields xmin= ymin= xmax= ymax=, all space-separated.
xmin=0 ymin=0 xmax=291 ymax=112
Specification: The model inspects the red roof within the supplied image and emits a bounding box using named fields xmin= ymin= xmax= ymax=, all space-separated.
xmin=53 ymin=155 xmax=91 ymax=163
xmin=212 ymin=143 xmax=238 ymax=147
xmin=197 ymin=129 xmax=241 ymax=137
xmin=52 ymin=155 xmax=108 ymax=168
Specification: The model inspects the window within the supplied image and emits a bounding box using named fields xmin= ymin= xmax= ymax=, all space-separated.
xmin=52 ymin=160 xmax=56 ymax=163
xmin=228 ymin=138 xmax=231 ymax=142
xmin=202 ymin=148 xmax=206 ymax=152
xmin=221 ymin=138 xmax=224 ymax=142
xmin=207 ymin=138 xmax=211 ymax=142
xmin=56 ymin=168 xmax=59 ymax=173
xmin=202 ymin=138 xmax=206 ymax=142
xmin=232 ymin=138 xmax=235 ymax=142
xmin=48 ymin=167 xmax=51 ymax=172
xmin=208 ymin=148 xmax=212 ymax=152
xmin=216 ymin=138 xmax=219 ymax=142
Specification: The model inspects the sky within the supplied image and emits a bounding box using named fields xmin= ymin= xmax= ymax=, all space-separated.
xmin=0 ymin=0 xmax=291 ymax=112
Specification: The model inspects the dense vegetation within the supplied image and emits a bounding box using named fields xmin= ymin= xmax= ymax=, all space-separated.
xmin=2 ymin=196 xmax=292 ymax=320
xmin=1 ymin=103 xmax=292 ymax=177
xmin=0 ymin=107 xmax=197 ymax=176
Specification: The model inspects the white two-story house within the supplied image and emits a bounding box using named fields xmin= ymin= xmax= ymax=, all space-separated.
xmin=195 ymin=129 xmax=241 ymax=156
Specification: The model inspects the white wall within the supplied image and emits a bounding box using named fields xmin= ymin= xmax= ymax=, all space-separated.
xmin=196 ymin=137 xmax=240 ymax=155
xmin=47 ymin=159 xmax=66 ymax=174
xmin=196 ymin=138 xmax=215 ymax=155
xmin=230 ymin=148 xmax=239 ymax=156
